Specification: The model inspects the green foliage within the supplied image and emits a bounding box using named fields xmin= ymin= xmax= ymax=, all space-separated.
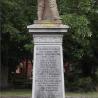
xmin=1 ymin=0 xmax=98 ymax=91
xmin=65 ymin=72 xmax=96 ymax=92
xmin=58 ymin=0 xmax=95 ymax=15
xmin=62 ymin=14 xmax=91 ymax=41
xmin=62 ymin=14 xmax=92 ymax=60
xmin=1 ymin=0 xmax=36 ymax=66
xmin=77 ymin=77 xmax=95 ymax=92
xmin=1 ymin=0 xmax=37 ymax=33
xmin=61 ymin=0 xmax=98 ymax=91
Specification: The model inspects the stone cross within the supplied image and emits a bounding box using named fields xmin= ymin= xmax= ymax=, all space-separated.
xmin=37 ymin=0 xmax=60 ymax=20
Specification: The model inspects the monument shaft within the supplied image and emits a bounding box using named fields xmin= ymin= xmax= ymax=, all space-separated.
xmin=32 ymin=34 xmax=65 ymax=98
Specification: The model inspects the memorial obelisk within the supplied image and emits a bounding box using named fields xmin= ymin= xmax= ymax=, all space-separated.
xmin=27 ymin=0 xmax=69 ymax=98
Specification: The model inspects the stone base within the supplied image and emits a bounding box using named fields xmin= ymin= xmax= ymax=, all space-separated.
xmin=34 ymin=20 xmax=62 ymax=24
xmin=27 ymin=22 xmax=69 ymax=98
xmin=27 ymin=23 xmax=69 ymax=33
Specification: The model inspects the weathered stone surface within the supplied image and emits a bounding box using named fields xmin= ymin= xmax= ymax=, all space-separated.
xmin=32 ymin=34 xmax=65 ymax=98
xmin=37 ymin=0 xmax=60 ymax=20
xmin=27 ymin=23 xmax=69 ymax=33
xmin=27 ymin=20 xmax=69 ymax=98
xmin=34 ymin=45 xmax=63 ymax=98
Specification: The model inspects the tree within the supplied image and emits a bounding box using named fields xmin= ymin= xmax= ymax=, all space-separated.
xmin=1 ymin=0 xmax=36 ymax=89
xmin=60 ymin=0 xmax=98 ymax=91
xmin=1 ymin=0 xmax=98 ymax=91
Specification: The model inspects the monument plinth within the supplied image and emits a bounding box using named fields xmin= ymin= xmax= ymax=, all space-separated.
xmin=27 ymin=0 xmax=69 ymax=98
xmin=27 ymin=21 xmax=69 ymax=98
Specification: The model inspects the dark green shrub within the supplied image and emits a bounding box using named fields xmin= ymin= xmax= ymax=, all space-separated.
xmin=65 ymin=72 xmax=96 ymax=92
xmin=77 ymin=77 xmax=95 ymax=92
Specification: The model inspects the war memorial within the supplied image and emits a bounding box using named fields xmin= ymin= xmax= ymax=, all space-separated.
xmin=27 ymin=0 xmax=69 ymax=98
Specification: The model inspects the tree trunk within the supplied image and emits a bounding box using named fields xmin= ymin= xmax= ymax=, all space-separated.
xmin=0 ymin=65 xmax=9 ymax=90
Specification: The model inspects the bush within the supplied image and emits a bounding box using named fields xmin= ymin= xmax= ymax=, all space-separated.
xmin=77 ymin=77 xmax=95 ymax=92
xmin=65 ymin=72 xmax=96 ymax=92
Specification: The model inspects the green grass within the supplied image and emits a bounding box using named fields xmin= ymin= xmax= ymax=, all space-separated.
xmin=0 ymin=89 xmax=32 ymax=96
xmin=0 ymin=89 xmax=98 ymax=97
xmin=66 ymin=92 xmax=98 ymax=97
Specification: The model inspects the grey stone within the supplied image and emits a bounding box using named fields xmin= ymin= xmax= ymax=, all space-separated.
xmin=37 ymin=0 xmax=60 ymax=20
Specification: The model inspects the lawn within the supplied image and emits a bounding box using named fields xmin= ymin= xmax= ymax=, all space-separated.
xmin=66 ymin=92 xmax=98 ymax=97
xmin=0 ymin=89 xmax=32 ymax=96
xmin=0 ymin=89 xmax=98 ymax=97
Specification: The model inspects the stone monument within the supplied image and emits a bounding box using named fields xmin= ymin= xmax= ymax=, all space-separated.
xmin=37 ymin=0 xmax=60 ymax=20
xmin=27 ymin=0 xmax=69 ymax=98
